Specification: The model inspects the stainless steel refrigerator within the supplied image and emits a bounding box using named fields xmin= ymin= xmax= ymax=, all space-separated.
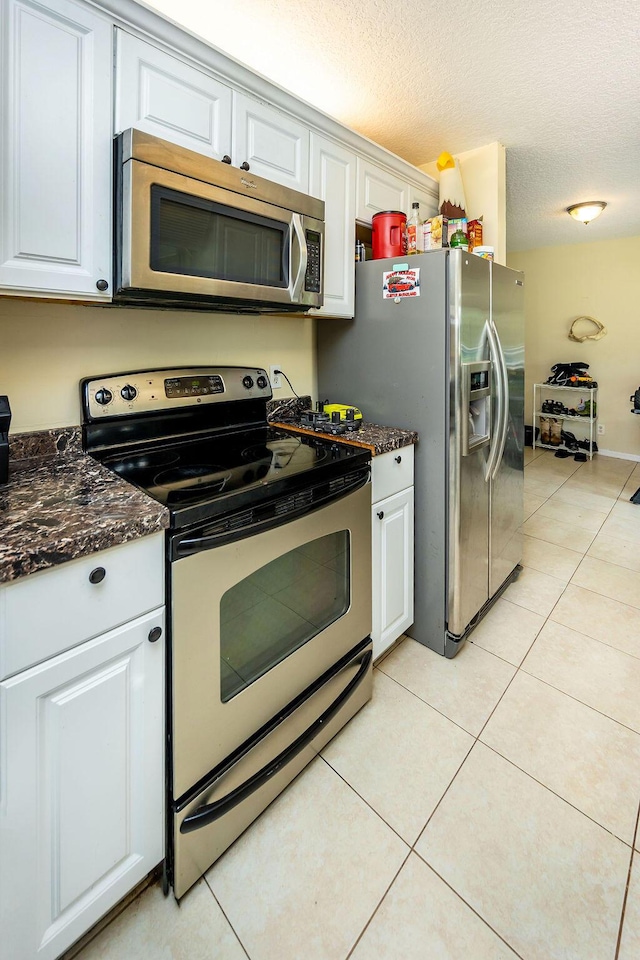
xmin=317 ymin=248 xmax=524 ymax=657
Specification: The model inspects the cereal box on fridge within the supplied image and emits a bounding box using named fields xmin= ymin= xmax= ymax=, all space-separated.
xmin=425 ymin=215 xmax=449 ymax=249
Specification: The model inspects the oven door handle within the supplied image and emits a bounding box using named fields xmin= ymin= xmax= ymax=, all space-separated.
xmin=179 ymin=648 xmax=372 ymax=834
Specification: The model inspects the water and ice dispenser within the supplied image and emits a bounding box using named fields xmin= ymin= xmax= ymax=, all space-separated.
xmin=461 ymin=362 xmax=491 ymax=455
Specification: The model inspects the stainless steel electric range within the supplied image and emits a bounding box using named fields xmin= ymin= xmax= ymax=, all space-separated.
xmin=81 ymin=367 xmax=373 ymax=898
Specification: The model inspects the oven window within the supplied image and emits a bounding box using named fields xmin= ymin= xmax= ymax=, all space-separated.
xmin=220 ymin=531 xmax=350 ymax=701
xmin=150 ymin=185 xmax=288 ymax=287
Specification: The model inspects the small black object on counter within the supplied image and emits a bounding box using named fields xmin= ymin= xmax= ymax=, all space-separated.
xmin=300 ymin=405 xmax=361 ymax=435
xmin=0 ymin=396 xmax=11 ymax=485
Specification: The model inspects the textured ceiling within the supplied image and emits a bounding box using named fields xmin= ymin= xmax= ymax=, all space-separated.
xmin=143 ymin=0 xmax=640 ymax=251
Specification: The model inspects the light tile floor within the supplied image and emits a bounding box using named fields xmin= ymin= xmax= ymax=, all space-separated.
xmin=75 ymin=450 xmax=640 ymax=960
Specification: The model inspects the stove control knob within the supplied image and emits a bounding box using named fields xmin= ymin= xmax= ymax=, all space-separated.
xmin=120 ymin=384 xmax=137 ymax=401
xmin=242 ymin=375 xmax=254 ymax=389
xmin=256 ymin=375 xmax=268 ymax=389
xmin=94 ymin=388 xmax=113 ymax=405
xmin=331 ymin=411 xmax=341 ymax=423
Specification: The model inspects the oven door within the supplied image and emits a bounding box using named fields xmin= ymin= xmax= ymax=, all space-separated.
xmin=170 ymin=479 xmax=371 ymax=800
xmin=118 ymin=158 xmax=324 ymax=309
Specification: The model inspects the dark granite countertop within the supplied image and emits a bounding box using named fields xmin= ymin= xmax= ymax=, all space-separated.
xmin=0 ymin=428 xmax=169 ymax=584
xmin=267 ymin=396 xmax=418 ymax=455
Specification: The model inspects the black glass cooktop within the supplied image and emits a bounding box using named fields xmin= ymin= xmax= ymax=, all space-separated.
xmin=100 ymin=425 xmax=369 ymax=527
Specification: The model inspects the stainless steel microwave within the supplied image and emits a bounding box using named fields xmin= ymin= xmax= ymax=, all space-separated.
xmin=114 ymin=129 xmax=325 ymax=313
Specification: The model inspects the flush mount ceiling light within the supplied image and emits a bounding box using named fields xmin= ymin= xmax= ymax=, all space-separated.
xmin=566 ymin=201 xmax=607 ymax=224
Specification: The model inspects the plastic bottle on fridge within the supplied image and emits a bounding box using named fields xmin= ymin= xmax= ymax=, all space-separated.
xmin=406 ymin=202 xmax=422 ymax=255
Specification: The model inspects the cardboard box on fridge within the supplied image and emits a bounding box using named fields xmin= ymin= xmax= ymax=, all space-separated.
xmin=467 ymin=218 xmax=483 ymax=252
xmin=422 ymin=215 xmax=449 ymax=250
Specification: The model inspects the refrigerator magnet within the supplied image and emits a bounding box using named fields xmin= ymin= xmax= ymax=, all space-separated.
xmin=383 ymin=268 xmax=420 ymax=299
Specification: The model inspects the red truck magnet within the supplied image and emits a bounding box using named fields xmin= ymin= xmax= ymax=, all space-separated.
xmin=383 ymin=268 xmax=420 ymax=299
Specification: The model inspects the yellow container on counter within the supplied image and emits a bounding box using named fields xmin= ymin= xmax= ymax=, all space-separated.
xmin=323 ymin=404 xmax=363 ymax=421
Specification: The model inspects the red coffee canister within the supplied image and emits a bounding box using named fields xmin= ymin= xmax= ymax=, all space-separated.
xmin=372 ymin=210 xmax=407 ymax=259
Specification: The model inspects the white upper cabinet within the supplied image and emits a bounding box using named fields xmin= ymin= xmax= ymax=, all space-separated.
xmin=115 ymin=31 xmax=233 ymax=159
xmin=0 ymin=0 xmax=436 ymax=304
xmin=309 ymin=134 xmax=356 ymax=318
xmin=115 ymin=37 xmax=309 ymax=192
xmin=0 ymin=0 xmax=113 ymax=298
xmin=356 ymin=158 xmax=408 ymax=223
xmin=408 ymin=183 xmax=439 ymax=221
xmin=234 ymin=92 xmax=309 ymax=192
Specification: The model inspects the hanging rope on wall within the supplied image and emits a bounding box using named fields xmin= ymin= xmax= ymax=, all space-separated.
xmin=568 ymin=316 xmax=608 ymax=342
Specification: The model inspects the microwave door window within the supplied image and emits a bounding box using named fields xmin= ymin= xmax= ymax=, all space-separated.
xmin=150 ymin=185 xmax=289 ymax=288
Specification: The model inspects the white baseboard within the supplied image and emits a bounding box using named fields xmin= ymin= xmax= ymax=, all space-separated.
xmin=598 ymin=449 xmax=640 ymax=463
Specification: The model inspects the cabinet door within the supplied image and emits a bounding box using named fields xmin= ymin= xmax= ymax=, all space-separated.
xmin=356 ymin=158 xmax=408 ymax=223
xmin=233 ymin=92 xmax=309 ymax=192
xmin=0 ymin=0 xmax=112 ymax=298
xmin=309 ymin=134 xmax=356 ymax=318
xmin=408 ymin=183 xmax=439 ymax=220
xmin=115 ymin=30 xmax=233 ymax=160
xmin=372 ymin=487 xmax=414 ymax=660
xmin=0 ymin=609 xmax=165 ymax=960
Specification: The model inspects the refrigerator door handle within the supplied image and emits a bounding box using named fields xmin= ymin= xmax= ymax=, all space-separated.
xmin=489 ymin=318 xmax=510 ymax=481
xmin=484 ymin=320 xmax=503 ymax=481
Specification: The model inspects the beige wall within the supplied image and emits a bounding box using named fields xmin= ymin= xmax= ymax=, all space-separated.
xmin=508 ymin=236 xmax=640 ymax=459
xmin=420 ymin=142 xmax=506 ymax=265
xmin=0 ymin=298 xmax=316 ymax=434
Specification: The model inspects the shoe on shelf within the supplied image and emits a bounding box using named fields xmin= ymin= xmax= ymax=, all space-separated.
xmin=574 ymin=452 xmax=588 ymax=462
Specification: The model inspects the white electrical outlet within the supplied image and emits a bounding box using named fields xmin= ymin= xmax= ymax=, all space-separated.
xmin=270 ymin=365 xmax=282 ymax=389
xmin=597 ymin=423 xmax=605 ymax=435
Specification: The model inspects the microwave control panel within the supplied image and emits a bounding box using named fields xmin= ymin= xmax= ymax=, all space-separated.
xmin=304 ymin=230 xmax=322 ymax=293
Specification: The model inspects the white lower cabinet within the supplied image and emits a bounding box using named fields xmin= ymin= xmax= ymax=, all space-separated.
xmin=0 ymin=538 xmax=165 ymax=960
xmin=371 ymin=448 xmax=415 ymax=660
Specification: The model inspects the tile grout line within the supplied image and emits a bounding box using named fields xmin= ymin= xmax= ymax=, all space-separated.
xmin=518 ymin=663 xmax=640 ymax=738
xmin=316 ymin=751 xmax=414 ymax=848
xmin=343 ymin=849 xmax=412 ymax=959
xmin=410 ymin=854 xmax=527 ymax=960
xmin=316 ymin=694 xmax=521 ymax=957
xmin=615 ymin=800 xmax=640 ymax=959
xmin=476 ymin=739 xmax=637 ymax=850
xmin=202 ymin=875 xmax=252 ymax=960
xmin=376 ymin=664 xmax=485 ymax=739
